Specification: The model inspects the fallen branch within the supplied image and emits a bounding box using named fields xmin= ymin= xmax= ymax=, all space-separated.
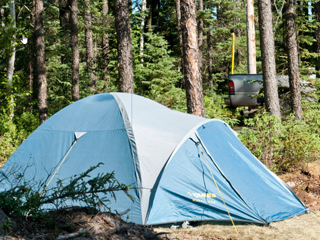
xmin=56 ymin=226 xmax=93 ymax=240
xmin=115 ymin=208 xmax=131 ymax=216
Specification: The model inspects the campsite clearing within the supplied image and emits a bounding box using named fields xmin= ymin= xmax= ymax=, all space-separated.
xmin=156 ymin=211 xmax=320 ymax=240
xmin=155 ymin=170 xmax=320 ymax=240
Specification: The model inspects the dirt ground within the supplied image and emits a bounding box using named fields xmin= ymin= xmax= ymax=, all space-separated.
xmin=1 ymin=171 xmax=319 ymax=240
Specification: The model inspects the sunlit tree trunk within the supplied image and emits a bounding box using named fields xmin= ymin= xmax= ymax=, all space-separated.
xmin=70 ymin=0 xmax=79 ymax=101
xmin=258 ymin=0 xmax=281 ymax=119
xmin=35 ymin=0 xmax=47 ymax=124
xmin=140 ymin=0 xmax=147 ymax=64
xmin=7 ymin=0 xmax=16 ymax=118
xmin=284 ymin=0 xmax=302 ymax=120
xmin=181 ymin=0 xmax=205 ymax=117
xmin=84 ymin=0 xmax=95 ymax=91
xmin=1 ymin=4 xmax=4 ymax=27
xmin=114 ymin=0 xmax=133 ymax=93
xmin=247 ymin=0 xmax=256 ymax=74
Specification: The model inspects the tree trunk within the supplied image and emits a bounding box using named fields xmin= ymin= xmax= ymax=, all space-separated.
xmin=70 ymin=0 xmax=79 ymax=101
xmin=181 ymin=0 xmax=205 ymax=117
xmin=59 ymin=0 xmax=70 ymax=64
xmin=59 ymin=0 xmax=70 ymax=30
xmin=198 ymin=0 xmax=203 ymax=72
xmin=284 ymin=0 xmax=302 ymax=120
xmin=257 ymin=0 xmax=281 ymax=119
xmin=102 ymin=0 xmax=109 ymax=84
xmin=7 ymin=0 xmax=16 ymax=118
xmin=35 ymin=0 xmax=47 ymax=124
xmin=314 ymin=1 xmax=320 ymax=78
xmin=84 ymin=0 xmax=95 ymax=91
xmin=140 ymin=0 xmax=147 ymax=64
xmin=208 ymin=30 xmax=213 ymax=92
xmin=247 ymin=0 xmax=256 ymax=74
xmin=147 ymin=0 xmax=152 ymax=30
xmin=1 ymin=4 xmax=4 ymax=27
xmin=175 ymin=0 xmax=185 ymax=87
xmin=114 ymin=0 xmax=133 ymax=93
xmin=28 ymin=0 xmax=35 ymax=113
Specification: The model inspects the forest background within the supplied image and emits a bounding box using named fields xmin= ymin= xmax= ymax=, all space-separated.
xmin=1 ymin=0 xmax=320 ymax=173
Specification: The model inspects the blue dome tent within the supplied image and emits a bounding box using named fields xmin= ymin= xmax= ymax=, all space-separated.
xmin=0 ymin=93 xmax=307 ymax=225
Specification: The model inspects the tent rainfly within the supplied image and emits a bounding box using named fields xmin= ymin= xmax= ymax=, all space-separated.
xmin=0 ymin=93 xmax=308 ymax=225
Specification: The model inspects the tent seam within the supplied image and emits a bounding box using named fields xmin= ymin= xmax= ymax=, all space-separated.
xmin=194 ymin=131 xmax=268 ymax=225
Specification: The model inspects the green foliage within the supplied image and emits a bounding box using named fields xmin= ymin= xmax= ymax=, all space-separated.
xmin=238 ymin=108 xmax=320 ymax=172
xmin=132 ymin=28 xmax=186 ymax=110
xmin=204 ymin=94 xmax=240 ymax=127
xmin=0 ymin=163 xmax=132 ymax=219
xmin=0 ymin=113 xmax=38 ymax=164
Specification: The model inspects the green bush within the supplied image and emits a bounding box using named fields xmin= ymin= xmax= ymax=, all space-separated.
xmin=0 ymin=163 xmax=132 ymax=219
xmin=238 ymin=109 xmax=320 ymax=172
xmin=204 ymin=94 xmax=240 ymax=127
xmin=0 ymin=113 xmax=38 ymax=164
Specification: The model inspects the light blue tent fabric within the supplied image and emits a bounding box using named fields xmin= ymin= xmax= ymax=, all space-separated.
xmin=0 ymin=93 xmax=307 ymax=225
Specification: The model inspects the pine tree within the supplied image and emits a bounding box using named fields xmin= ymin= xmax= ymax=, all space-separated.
xmin=70 ymin=0 xmax=79 ymax=101
xmin=180 ymin=0 xmax=205 ymax=117
xmin=114 ymin=0 xmax=133 ymax=93
xmin=35 ymin=0 xmax=47 ymax=124
xmin=84 ymin=0 xmax=96 ymax=91
xmin=284 ymin=0 xmax=302 ymax=120
xmin=258 ymin=0 xmax=281 ymax=119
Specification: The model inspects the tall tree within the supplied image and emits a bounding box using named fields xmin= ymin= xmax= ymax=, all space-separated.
xmin=180 ymin=0 xmax=205 ymax=117
xmin=7 ymin=0 xmax=16 ymax=118
xmin=314 ymin=1 xmax=320 ymax=78
xmin=70 ymin=0 xmax=79 ymax=101
xmin=35 ymin=0 xmax=47 ymax=124
xmin=140 ymin=0 xmax=147 ymax=64
xmin=102 ymin=0 xmax=109 ymax=83
xmin=208 ymin=29 xmax=213 ymax=91
xmin=84 ymin=0 xmax=95 ymax=91
xmin=258 ymin=0 xmax=281 ymax=119
xmin=1 ymin=3 xmax=4 ymax=27
xmin=59 ymin=0 xmax=71 ymax=64
xmin=198 ymin=0 xmax=203 ymax=72
xmin=284 ymin=0 xmax=302 ymax=120
xmin=246 ymin=0 xmax=256 ymax=74
xmin=175 ymin=0 xmax=184 ymax=79
xmin=114 ymin=0 xmax=133 ymax=93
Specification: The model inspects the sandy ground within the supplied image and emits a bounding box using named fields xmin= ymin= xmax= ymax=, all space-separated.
xmin=155 ymin=211 xmax=320 ymax=240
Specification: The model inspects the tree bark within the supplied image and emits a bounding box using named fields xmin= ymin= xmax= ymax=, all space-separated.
xmin=284 ymin=0 xmax=302 ymax=120
xmin=114 ymin=0 xmax=133 ymax=93
xmin=247 ymin=0 xmax=256 ymax=74
xmin=181 ymin=0 xmax=205 ymax=117
xmin=35 ymin=0 xmax=47 ymax=124
xmin=59 ymin=0 xmax=70 ymax=64
xmin=208 ymin=30 xmax=213 ymax=92
xmin=140 ymin=0 xmax=147 ymax=63
xmin=102 ymin=0 xmax=109 ymax=84
xmin=146 ymin=0 xmax=152 ymax=30
xmin=7 ymin=0 xmax=16 ymax=118
xmin=257 ymin=0 xmax=281 ymax=119
xmin=59 ymin=0 xmax=70 ymax=30
xmin=175 ymin=0 xmax=185 ymax=85
xmin=70 ymin=0 xmax=79 ymax=101
xmin=314 ymin=1 xmax=320 ymax=78
xmin=198 ymin=0 xmax=203 ymax=72
xmin=84 ymin=0 xmax=95 ymax=91
xmin=1 ymin=4 xmax=4 ymax=27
